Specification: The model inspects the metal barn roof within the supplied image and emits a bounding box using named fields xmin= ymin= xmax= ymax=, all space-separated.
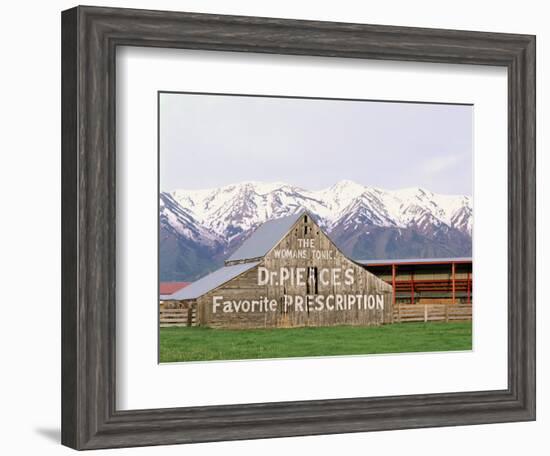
xmin=226 ymin=212 xmax=304 ymax=263
xmin=358 ymin=257 xmax=472 ymax=267
xmin=168 ymin=261 xmax=260 ymax=300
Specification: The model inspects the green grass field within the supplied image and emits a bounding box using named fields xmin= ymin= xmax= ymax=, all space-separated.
xmin=159 ymin=322 xmax=472 ymax=363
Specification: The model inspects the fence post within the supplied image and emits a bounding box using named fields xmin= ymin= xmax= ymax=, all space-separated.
xmin=424 ymin=304 xmax=428 ymax=323
xmin=187 ymin=303 xmax=193 ymax=327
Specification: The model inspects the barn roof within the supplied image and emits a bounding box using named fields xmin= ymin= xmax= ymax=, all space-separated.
xmin=358 ymin=257 xmax=472 ymax=267
xmin=169 ymin=261 xmax=260 ymax=300
xmin=226 ymin=212 xmax=304 ymax=263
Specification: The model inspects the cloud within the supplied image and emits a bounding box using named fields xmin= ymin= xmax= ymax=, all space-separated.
xmin=422 ymin=154 xmax=464 ymax=174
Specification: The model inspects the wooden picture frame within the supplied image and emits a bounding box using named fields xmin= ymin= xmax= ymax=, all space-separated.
xmin=61 ymin=5 xmax=536 ymax=450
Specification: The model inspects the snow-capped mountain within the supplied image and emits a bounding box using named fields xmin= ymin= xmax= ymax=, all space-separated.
xmin=160 ymin=180 xmax=472 ymax=281
xmin=160 ymin=193 xmax=221 ymax=246
xmin=169 ymin=180 xmax=472 ymax=237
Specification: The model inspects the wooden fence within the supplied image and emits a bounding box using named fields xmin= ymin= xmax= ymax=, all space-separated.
xmin=393 ymin=304 xmax=472 ymax=323
xmin=160 ymin=304 xmax=470 ymax=327
xmin=160 ymin=306 xmax=197 ymax=327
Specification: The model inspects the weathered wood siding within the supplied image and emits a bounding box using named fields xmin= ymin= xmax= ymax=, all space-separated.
xmin=192 ymin=214 xmax=393 ymax=329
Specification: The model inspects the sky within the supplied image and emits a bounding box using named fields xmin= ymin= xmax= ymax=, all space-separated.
xmin=159 ymin=92 xmax=473 ymax=196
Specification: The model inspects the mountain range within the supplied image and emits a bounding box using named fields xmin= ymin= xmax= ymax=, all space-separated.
xmin=160 ymin=180 xmax=472 ymax=281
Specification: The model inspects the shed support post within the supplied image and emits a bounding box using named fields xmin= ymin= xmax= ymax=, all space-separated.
xmin=411 ymin=271 xmax=415 ymax=305
xmin=451 ymin=262 xmax=456 ymax=305
xmin=467 ymin=271 xmax=471 ymax=305
xmin=392 ymin=264 xmax=396 ymax=306
xmin=392 ymin=264 xmax=398 ymax=322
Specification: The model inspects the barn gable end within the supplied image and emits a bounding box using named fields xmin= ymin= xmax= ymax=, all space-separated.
xmin=184 ymin=211 xmax=393 ymax=329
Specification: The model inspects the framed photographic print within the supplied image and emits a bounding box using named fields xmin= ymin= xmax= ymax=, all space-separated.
xmin=61 ymin=5 xmax=536 ymax=450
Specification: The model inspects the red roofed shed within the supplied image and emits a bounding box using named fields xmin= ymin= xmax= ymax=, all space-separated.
xmin=160 ymin=282 xmax=190 ymax=298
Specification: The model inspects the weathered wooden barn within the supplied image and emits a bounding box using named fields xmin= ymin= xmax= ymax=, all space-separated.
xmin=168 ymin=212 xmax=393 ymax=329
